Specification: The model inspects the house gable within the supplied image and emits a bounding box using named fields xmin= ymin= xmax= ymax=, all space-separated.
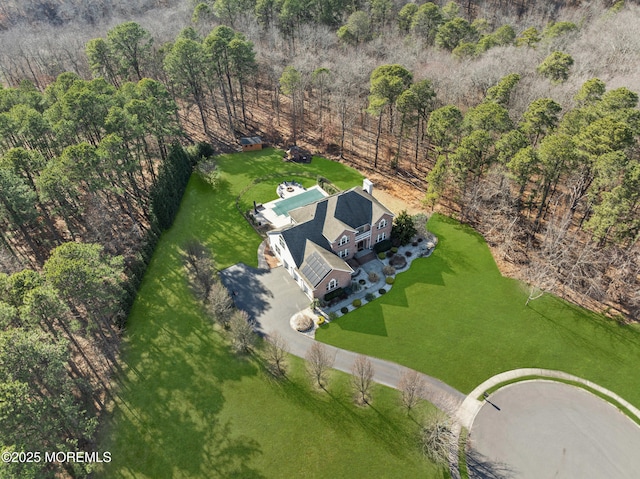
xmin=269 ymin=184 xmax=393 ymax=297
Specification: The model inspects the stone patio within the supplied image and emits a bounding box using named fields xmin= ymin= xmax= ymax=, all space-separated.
xmin=251 ymin=183 xmax=328 ymax=229
xmin=314 ymin=235 xmax=437 ymax=328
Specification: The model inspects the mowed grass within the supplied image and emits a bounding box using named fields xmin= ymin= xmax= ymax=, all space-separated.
xmin=97 ymin=149 xmax=445 ymax=478
xmin=316 ymin=214 xmax=640 ymax=408
xmin=182 ymin=147 xmax=363 ymax=269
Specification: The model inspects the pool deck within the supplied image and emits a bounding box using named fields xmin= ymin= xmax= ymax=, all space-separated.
xmin=254 ymin=184 xmax=328 ymax=229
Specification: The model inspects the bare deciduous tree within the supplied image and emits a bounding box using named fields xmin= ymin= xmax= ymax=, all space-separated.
xmin=421 ymin=412 xmax=454 ymax=466
xmin=305 ymin=341 xmax=334 ymax=390
xmin=264 ymin=332 xmax=288 ymax=377
xmin=351 ymin=354 xmax=374 ymax=405
xmin=206 ymin=281 xmax=234 ymax=328
xmin=229 ymin=309 xmax=256 ymax=354
xmin=398 ymin=369 xmax=426 ymax=413
xmin=525 ymin=208 xmax=569 ymax=305
xmin=183 ymin=240 xmax=215 ymax=300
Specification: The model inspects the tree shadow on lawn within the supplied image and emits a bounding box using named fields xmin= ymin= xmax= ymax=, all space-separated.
xmin=218 ymin=149 xmax=305 ymax=180
xmin=403 ymin=251 xmax=455 ymax=288
xmin=105 ymin=290 xmax=266 ymax=478
xmin=334 ymin=302 xmax=388 ymax=337
xmin=528 ymin=296 xmax=639 ymax=365
xmin=267 ymin=374 xmax=413 ymax=458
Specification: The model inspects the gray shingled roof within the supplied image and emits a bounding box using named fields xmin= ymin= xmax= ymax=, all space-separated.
xmin=240 ymin=136 xmax=262 ymax=145
xmin=279 ymin=201 xmax=332 ymax=268
xmin=274 ymin=186 xmax=393 ymax=279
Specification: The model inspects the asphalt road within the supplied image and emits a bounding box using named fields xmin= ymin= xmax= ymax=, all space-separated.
xmin=468 ymin=381 xmax=640 ymax=479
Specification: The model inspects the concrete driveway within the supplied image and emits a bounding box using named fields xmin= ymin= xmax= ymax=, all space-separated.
xmin=219 ymin=263 xmax=311 ymax=355
xmin=219 ymin=263 xmax=465 ymax=415
xmin=468 ymin=381 xmax=640 ymax=479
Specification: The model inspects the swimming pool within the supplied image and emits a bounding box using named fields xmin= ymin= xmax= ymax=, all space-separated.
xmin=271 ymin=188 xmax=326 ymax=216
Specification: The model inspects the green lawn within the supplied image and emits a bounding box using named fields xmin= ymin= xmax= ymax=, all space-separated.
xmin=97 ymin=150 xmax=445 ymax=478
xmin=316 ymin=214 xmax=640 ymax=408
xmin=182 ymin=148 xmax=363 ymax=269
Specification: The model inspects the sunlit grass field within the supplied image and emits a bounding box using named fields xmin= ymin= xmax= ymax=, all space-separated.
xmin=316 ymin=214 xmax=640 ymax=408
xmin=97 ymin=149 xmax=445 ymax=478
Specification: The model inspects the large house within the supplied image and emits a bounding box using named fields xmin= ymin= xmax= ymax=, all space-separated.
xmin=268 ymin=181 xmax=394 ymax=299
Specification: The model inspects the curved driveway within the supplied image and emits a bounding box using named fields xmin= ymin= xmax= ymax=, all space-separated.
xmin=220 ymin=263 xmax=640 ymax=479
xmin=219 ymin=263 xmax=465 ymax=415
xmin=468 ymin=381 xmax=640 ymax=479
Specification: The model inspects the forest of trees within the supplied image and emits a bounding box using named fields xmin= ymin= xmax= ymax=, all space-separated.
xmin=1 ymin=0 xmax=639 ymax=477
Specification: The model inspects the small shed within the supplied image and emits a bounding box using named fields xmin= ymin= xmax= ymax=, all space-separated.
xmin=240 ymin=136 xmax=263 ymax=152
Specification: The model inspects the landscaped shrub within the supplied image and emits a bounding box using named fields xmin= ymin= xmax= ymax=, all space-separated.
xmin=386 ymin=250 xmax=394 ymax=258
xmin=368 ymin=271 xmax=379 ymax=283
xmin=390 ymin=254 xmax=407 ymax=269
xmin=365 ymin=293 xmax=375 ymax=302
xmin=378 ymin=288 xmax=386 ymax=294
xmin=373 ymin=238 xmax=392 ymax=253
xmin=412 ymin=241 xmax=418 ymax=247
xmin=352 ymin=299 xmax=362 ymax=307
xmin=195 ymin=158 xmax=220 ymax=189
xmin=386 ymin=276 xmax=395 ymax=285
xmin=377 ymin=252 xmax=386 ymax=260
xmin=382 ymin=265 xmax=396 ymax=276
xmin=405 ymin=251 xmax=412 ymax=257
xmin=294 ymin=315 xmax=314 ymax=332
xmin=359 ymin=279 xmax=366 ymax=285
xmin=340 ymin=307 xmax=349 ymax=314
xmin=324 ymin=287 xmax=344 ymax=302
xmin=391 ymin=210 xmax=417 ymax=246
xmin=391 ymin=247 xmax=398 ymax=253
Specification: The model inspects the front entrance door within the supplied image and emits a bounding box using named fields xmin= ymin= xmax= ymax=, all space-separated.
xmin=357 ymin=240 xmax=364 ymax=251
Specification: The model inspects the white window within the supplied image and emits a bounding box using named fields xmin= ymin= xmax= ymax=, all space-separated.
xmin=279 ymin=236 xmax=286 ymax=248
xmin=339 ymin=235 xmax=349 ymax=246
xmin=378 ymin=219 xmax=387 ymax=229
xmin=338 ymin=249 xmax=349 ymax=258
xmin=326 ymin=278 xmax=338 ymax=291
xmin=376 ymin=232 xmax=386 ymax=243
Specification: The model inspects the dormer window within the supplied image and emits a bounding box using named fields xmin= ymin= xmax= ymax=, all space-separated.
xmin=339 ymin=235 xmax=349 ymax=246
xmin=378 ymin=219 xmax=387 ymax=229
